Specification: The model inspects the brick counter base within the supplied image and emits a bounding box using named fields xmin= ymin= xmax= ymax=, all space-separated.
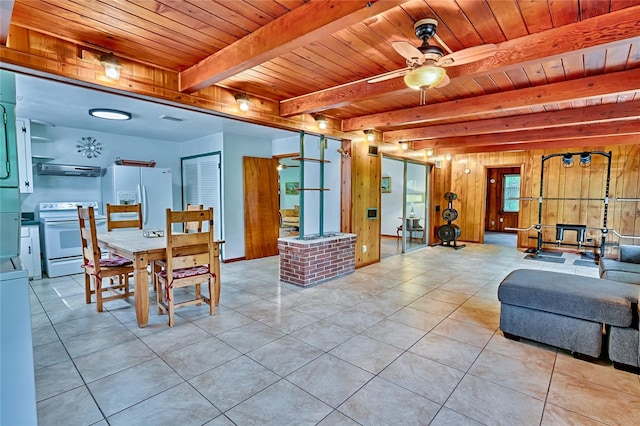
xmin=278 ymin=234 xmax=356 ymax=287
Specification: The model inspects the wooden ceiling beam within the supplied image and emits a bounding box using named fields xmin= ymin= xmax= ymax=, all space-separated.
xmin=431 ymin=134 xmax=638 ymax=155
xmin=383 ymin=101 xmax=640 ymax=143
xmin=179 ymin=0 xmax=409 ymax=93
xmin=343 ymin=68 xmax=640 ymax=131
xmin=412 ymin=121 xmax=640 ymax=151
xmin=280 ymin=5 xmax=640 ymax=117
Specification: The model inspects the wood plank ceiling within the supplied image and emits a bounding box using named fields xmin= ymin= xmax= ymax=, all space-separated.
xmin=5 ymin=0 xmax=640 ymax=154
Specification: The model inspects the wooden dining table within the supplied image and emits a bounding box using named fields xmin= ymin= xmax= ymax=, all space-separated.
xmin=97 ymin=229 xmax=223 ymax=327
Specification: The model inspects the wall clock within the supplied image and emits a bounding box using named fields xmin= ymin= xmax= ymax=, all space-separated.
xmin=77 ymin=136 xmax=102 ymax=158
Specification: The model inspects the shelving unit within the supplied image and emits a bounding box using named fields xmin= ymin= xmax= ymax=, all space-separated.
xmin=295 ymin=132 xmax=330 ymax=237
xmin=31 ymin=155 xmax=54 ymax=163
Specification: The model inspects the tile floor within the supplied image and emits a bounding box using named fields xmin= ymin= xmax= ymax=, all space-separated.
xmin=30 ymin=242 xmax=640 ymax=425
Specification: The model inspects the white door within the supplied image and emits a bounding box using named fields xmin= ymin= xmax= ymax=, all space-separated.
xmin=182 ymin=154 xmax=222 ymax=240
xmin=140 ymin=168 xmax=173 ymax=229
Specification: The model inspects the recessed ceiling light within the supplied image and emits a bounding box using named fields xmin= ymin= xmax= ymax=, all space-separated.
xmin=89 ymin=108 xmax=131 ymax=120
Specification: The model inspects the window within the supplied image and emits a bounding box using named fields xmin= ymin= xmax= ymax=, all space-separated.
xmin=503 ymin=174 xmax=521 ymax=212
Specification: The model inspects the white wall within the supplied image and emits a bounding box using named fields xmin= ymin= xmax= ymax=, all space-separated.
xmin=222 ymin=132 xmax=274 ymax=260
xmin=381 ymin=157 xmax=405 ymax=236
xmin=22 ymin=124 xmax=182 ymax=214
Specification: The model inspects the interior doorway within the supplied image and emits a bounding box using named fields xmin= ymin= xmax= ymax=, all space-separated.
xmin=276 ymin=156 xmax=300 ymax=238
xmin=484 ymin=166 xmax=520 ymax=247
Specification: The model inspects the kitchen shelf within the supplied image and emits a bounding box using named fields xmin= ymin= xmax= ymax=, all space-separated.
xmin=31 ymin=155 xmax=54 ymax=163
xmin=297 ymin=188 xmax=330 ymax=191
xmin=31 ymin=136 xmax=52 ymax=142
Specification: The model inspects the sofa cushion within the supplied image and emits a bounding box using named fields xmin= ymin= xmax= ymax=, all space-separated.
xmin=600 ymin=258 xmax=640 ymax=275
xmin=620 ymin=245 xmax=640 ymax=264
xmin=603 ymin=270 xmax=640 ymax=285
xmin=498 ymin=269 xmax=639 ymax=327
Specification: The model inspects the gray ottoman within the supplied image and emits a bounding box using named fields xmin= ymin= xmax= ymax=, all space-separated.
xmin=498 ymin=269 xmax=637 ymax=358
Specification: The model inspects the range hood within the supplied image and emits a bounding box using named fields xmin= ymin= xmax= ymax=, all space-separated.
xmin=36 ymin=163 xmax=101 ymax=177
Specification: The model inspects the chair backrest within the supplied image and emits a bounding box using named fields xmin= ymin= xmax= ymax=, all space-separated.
xmin=106 ymin=203 xmax=142 ymax=231
xmin=78 ymin=206 xmax=102 ymax=270
xmin=165 ymin=207 xmax=215 ymax=274
xmin=184 ymin=203 xmax=205 ymax=233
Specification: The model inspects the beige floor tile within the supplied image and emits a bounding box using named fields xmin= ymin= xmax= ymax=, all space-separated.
xmin=226 ymin=379 xmax=332 ymax=425
xmin=192 ymin=309 xmax=253 ymax=335
xmin=325 ymin=308 xmax=385 ymax=333
xmin=52 ymin=312 xmax=120 ymax=340
xmin=541 ymin=403 xmax=608 ymax=425
xmin=108 ymin=382 xmax=220 ymax=426
xmin=408 ymin=296 xmax=460 ymax=316
xmin=163 ymin=336 xmax=241 ymax=379
xmin=410 ymin=333 xmax=483 ymax=372
xmin=247 ymin=335 xmax=323 ymax=376
xmin=32 ymin=340 xmax=69 ymax=370
xmin=431 ymin=317 xmax=495 ymax=348
xmin=430 ymin=407 xmax=484 ymax=425
xmin=34 ymin=359 xmax=84 ymax=402
xmin=74 ymin=339 xmax=157 ymax=383
xmin=36 ymin=386 xmax=103 ymax=425
xmin=88 ymin=357 xmax=183 ymax=417
xmin=448 ymin=305 xmax=500 ymax=330
xmin=190 ymin=355 xmax=279 ymax=412
xmin=425 ymin=288 xmax=472 ymax=304
xmin=380 ymin=351 xmax=464 ymax=404
xmin=140 ymin=322 xmax=212 ymax=355
xmin=363 ymin=318 xmax=426 ymax=349
xmin=338 ymin=376 xmax=440 ymax=425
xmin=290 ymin=320 xmax=357 ymax=351
xmin=445 ymin=374 xmax=544 ymax=425
xmin=469 ymin=349 xmax=553 ymax=400
xmin=485 ymin=331 xmax=557 ymax=367
xmin=62 ymin=322 xmax=137 ymax=358
xmin=317 ymin=410 xmax=360 ymax=425
xmin=547 ymin=371 xmax=640 ymax=424
xmin=216 ymin=321 xmax=285 ymax=353
xmin=287 ymin=353 xmax=373 ymax=408
xmin=330 ymin=335 xmax=403 ymax=374
xmin=256 ymin=308 xmax=319 ymax=334
xmin=387 ymin=306 xmax=445 ymax=331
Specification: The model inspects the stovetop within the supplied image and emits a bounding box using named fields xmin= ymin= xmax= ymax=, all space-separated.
xmin=38 ymin=201 xmax=104 ymax=221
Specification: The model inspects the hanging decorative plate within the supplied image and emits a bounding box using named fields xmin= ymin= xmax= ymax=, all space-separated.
xmin=77 ymin=136 xmax=102 ymax=158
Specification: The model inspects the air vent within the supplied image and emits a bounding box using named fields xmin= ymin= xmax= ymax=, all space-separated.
xmin=159 ymin=115 xmax=184 ymax=122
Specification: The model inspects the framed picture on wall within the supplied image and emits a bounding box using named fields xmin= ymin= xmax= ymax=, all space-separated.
xmin=285 ymin=182 xmax=299 ymax=195
xmin=381 ymin=176 xmax=391 ymax=193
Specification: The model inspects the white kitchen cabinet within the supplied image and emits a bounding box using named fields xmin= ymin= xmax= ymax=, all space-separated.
xmin=20 ymin=225 xmax=42 ymax=280
xmin=16 ymin=118 xmax=33 ymax=193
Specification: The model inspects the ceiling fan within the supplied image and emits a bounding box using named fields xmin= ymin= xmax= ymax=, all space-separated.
xmin=368 ymin=18 xmax=497 ymax=91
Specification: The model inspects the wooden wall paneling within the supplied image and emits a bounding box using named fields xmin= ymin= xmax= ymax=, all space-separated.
xmin=352 ymin=141 xmax=380 ymax=267
xmin=243 ymin=157 xmax=280 ymax=260
xmin=618 ymin=144 xmax=640 ymax=244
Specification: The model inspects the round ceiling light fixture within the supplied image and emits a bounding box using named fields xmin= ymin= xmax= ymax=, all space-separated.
xmin=89 ymin=108 xmax=132 ymax=121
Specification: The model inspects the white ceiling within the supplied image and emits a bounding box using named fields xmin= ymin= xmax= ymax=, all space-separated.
xmin=14 ymin=74 xmax=297 ymax=142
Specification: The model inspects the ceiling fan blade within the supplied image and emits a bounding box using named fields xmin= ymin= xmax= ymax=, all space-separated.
xmin=367 ymin=68 xmax=409 ymax=83
xmin=435 ymin=73 xmax=450 ymax=88
xmin=391 ymin=41 xmax=423 ymax=62
xmin=437 ymin=43 xmax=497 ymax=67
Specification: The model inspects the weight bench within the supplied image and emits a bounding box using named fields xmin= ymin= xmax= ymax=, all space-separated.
xmin=555 ymin=223 xmax=586 ymax=248
xmin=498 ymin=269 xmax=639 ymax=359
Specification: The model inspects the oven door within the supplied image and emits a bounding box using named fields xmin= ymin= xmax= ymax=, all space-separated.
xmin=42 ymin=217 xmax=107 ymax=260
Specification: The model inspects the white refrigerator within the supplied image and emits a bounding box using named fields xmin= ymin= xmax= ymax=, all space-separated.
xmin=102 ymin=165 xmax=173 ymax=229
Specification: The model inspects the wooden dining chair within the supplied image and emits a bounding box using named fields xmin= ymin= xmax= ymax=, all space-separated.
xmin=78 ymin=206 xmax=134 ymax=312
xmin=106 ymin=203 xmax=142 ymax=231
xmin=184 ymin=203 xmax=205 ymax=233
xmin=156 ymin=207 xmax=217 ymax=326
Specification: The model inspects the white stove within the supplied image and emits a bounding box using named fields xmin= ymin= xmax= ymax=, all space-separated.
xmin=38 ymin=201 xmax=107 ymax=278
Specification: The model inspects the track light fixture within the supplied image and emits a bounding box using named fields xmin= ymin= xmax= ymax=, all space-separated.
xmin=363 ymin=129 xmax=375 ymax=142
xmin=337 ymin=147 xmax=350 ymax=158
xmin=562 ymin=153 xmax=574 ymax=168
xmin=234 ymin=93 xmax=250 ymax=111
xmin=99 ymin=53 xmax=124 ymax=80
xmin=313 ymin=114 xmax=328 ymax=130
xmin=579 ymin=152 xmax=592 ymax=167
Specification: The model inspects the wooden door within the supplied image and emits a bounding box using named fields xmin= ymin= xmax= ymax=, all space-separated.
xmin=243 ymin=156 xmax=280 ymax=259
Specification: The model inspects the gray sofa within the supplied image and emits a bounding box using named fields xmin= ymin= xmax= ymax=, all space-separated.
xmin=498 ymin=269 xmax=640 ymax=372
xmin=599 ymin=244 xmax=640 ymax=285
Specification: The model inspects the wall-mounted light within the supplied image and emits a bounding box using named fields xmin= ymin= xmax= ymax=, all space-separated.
xmin=363 ymin=129 xmax=375 ymax=142
xmin=234 ymin=93 xmax=250 ymax=111
xmin=89 ymin=108 xmax=131 ymax=120
xmin=399 ymin=141 xmax=408 ymax=150
xmin=579 ymin=152 xmax=592 ymax=167
xmin=337 ymin=147 xmax=350 ymax=158
xmin=99 ymin=53 xmax=124 ymax=80
xmin=562 ymin=153 xmax=574 ymax=168
xmin=313 ymin=114 xmax=328 ymax=130
xmin=425 ymin=148 xmax=434 ymax=157
xmin=445 ymin=153 xmax=452 ymax=161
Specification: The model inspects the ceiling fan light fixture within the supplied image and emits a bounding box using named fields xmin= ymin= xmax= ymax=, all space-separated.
xmin=89 ymin=108 xmax=131 ymax=120
xmin=404 ymin=63 xmax=446 ymax=90
xmin=234 ymin=93 xmax=250 ymax=111
xmin=99 ymin=53 xmax=124 ymax=80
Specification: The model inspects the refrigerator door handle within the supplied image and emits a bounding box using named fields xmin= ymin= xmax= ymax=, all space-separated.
xmin=142 ymin=185 xmax=148 ymax=225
